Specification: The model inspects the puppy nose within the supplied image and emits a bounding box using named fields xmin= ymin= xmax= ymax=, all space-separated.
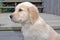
xmin=10 ymin=15 xmax=13 ymax=19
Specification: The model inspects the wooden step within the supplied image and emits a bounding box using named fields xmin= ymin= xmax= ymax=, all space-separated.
xmin=0 ymin=13 xmax=60 ymax=30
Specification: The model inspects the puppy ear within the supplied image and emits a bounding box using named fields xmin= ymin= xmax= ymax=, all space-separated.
xmin=28 ymin=6 xmax=39 ymax=24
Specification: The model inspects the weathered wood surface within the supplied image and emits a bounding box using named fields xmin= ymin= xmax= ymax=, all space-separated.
xmin=0 ymin=13 xmax=60 ymax=30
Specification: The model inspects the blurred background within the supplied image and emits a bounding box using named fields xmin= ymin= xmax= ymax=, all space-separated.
xmin=0 ymin=0 xmax=60 ymax=40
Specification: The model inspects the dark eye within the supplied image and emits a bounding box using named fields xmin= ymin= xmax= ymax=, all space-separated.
xmin=19 ymin=9 xmax=22 ymax=11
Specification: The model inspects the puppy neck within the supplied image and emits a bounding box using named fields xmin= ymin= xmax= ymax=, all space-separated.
xmin=21 ymin=20 xmax=32 ymax=27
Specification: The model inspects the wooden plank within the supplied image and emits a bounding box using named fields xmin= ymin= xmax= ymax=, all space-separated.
xmin=0 ymin=27 xmax=21 ymax=31
xmin=3 ymin=0 xmax=42 ymax=2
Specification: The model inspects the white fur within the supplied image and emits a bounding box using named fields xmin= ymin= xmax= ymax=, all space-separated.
xmin=10 ymin=2 xmax=60 ymax=40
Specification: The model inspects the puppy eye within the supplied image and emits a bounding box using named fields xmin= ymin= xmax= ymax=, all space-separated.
xmin=19 ymin=9 xmax=22 ymax=11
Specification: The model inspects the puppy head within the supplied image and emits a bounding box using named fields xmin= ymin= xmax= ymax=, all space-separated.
xmin=10 ymin=2 xmax=39 ymax=24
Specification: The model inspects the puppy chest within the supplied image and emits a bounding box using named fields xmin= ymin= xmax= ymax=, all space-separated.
xmin=22 ymin=30 xmax=50 ymax=40
xmin=23 ymin=31 xmax=40 ymax=40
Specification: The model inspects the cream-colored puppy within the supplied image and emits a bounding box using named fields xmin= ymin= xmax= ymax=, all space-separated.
xmin=10 ymin=2 xmax=60 ymax=40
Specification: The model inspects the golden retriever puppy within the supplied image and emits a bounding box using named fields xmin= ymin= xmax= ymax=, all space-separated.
xmin=10 ymin=2 xmax=60 ymax=40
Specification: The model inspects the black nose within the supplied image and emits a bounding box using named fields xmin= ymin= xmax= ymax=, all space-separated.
xmin=10 ymin=15 xmax=13 ymax=19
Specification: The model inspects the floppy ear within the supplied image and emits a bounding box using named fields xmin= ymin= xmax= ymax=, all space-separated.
xmin=28 ymin=6 xmax=39 ymax=24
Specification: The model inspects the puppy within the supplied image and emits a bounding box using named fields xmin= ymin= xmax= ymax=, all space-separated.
xmin=10 ymin=2 xmax=60 ymax=40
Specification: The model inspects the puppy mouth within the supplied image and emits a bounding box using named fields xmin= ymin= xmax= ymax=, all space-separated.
xmin=10 ymin=18 xmax=20 ymax=23
xmin=9 ymin=18 xmax=16 ymax=23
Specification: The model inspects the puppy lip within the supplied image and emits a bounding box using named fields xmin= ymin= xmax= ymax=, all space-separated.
xmin=10 ymin=18 xmax=20 ymax=23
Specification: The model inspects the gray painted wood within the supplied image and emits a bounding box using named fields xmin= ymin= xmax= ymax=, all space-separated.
xmin=0 ymin=31 xmax=24 ymax=40
xmin=43 ymin=0 xmax=60 ymax=15
xmin=2 ymin=0 xmax=42 ymax=2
